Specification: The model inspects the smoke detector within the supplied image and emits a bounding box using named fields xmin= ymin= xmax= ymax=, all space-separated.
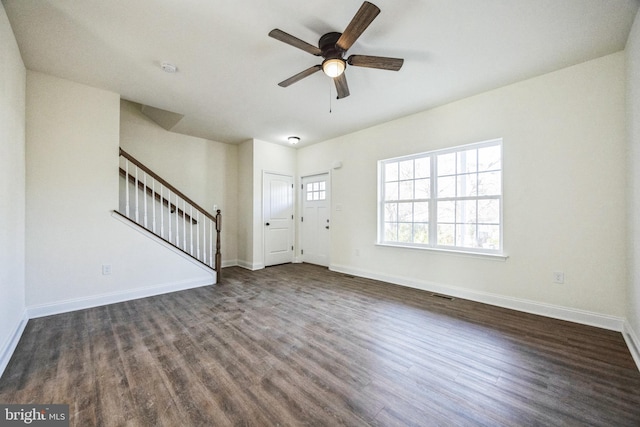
xmin=161 ymin=62 xmax=177 ymax=73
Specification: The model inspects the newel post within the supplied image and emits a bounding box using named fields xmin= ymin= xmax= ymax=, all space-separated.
xmin=215 ymin=209 xmax=222 ymax=280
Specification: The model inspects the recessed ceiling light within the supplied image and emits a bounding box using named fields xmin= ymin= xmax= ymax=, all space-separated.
xmin=288 ymin=136 xmax=300 ymax=145
xmin=161 ymin=62 xmax=177 ymax=73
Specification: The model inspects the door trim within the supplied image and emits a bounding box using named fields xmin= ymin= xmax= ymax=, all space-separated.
xmin=263 ymin=171 xmax=295 ymax=267
xmin=299 ymin=171 xmax=331 ymax=265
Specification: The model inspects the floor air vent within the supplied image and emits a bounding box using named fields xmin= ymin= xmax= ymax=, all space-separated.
xmin=431 ymin=293 xmax=455 ymax=301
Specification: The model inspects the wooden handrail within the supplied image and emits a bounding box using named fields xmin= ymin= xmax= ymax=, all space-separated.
xmin=119 ymin=148 xmax=217 ymax=224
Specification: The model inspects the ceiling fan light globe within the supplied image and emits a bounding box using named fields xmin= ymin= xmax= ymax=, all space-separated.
xmin=322 ymin=58 xmax=346 ymax=78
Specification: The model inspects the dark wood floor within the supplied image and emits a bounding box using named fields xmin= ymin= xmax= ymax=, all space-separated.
xmin=1 ymin=264 xmax=639 ymax=426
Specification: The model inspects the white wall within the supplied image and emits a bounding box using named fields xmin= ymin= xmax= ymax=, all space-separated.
xmin=299 ymin=52 xmax=627 ymax=325
xmin=237 ymin=139 xmax=296 ymax=269
xmin=0 ymin=2 xmax=26 ymax=375
xmin=25 ymin=72 xmax=214 ymax=311
xmin=627 ymin=9 xmax=640 ymax=360
xmin=119 ymin=100 xmax=238 ymax=266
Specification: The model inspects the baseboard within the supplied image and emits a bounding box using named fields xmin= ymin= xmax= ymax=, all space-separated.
xmin=623 ymin=321 xmax=640 ymax=372
xmin=221 ymin=259 xmax=239 ymax=268
xmin=0 ymin=311 xmax=28 ymax=379
xmin=237 ymin=260 xmax=265 ymax=271
xmin=27 ymin=276 xmax=214 ymax=319
xmin=330 ymin=263 xmax=625 ymax=332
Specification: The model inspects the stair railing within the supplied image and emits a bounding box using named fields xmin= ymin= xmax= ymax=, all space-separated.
xmin=118 ymin=148 xmax=221 ymax=277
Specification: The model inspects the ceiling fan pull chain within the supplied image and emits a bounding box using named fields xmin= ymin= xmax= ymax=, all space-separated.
xmin=329 ymin=79 xmax=333 ymax=114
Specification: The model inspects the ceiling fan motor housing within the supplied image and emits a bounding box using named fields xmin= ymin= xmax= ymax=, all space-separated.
xmin=319 ymin=32 xmax=345 ymax=60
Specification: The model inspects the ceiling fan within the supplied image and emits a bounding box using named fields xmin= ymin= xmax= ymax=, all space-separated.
xmin=268 ymin=1 xmax=404 ymax=99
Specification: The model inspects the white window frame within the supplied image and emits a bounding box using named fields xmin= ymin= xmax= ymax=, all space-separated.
xmin=377 ymin=138 xmax=504 ymax=256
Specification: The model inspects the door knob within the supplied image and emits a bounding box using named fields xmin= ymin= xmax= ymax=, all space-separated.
xmin=325 ymin=226 xmax=330 ymax=229
xmin=266 ymin=222 xmax=270 ymax=226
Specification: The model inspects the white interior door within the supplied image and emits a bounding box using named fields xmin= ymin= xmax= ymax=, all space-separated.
xmin=264 ymin=172 xmax=294 ymax=266
xmin=301 ymin=174 xmax=330 ymax=267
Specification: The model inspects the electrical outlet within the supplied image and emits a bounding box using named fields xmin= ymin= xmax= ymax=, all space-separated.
xmin=553 ymin=271 xmax=564 ymax=284
xmin=102 ymin=264 xmax=112 ymax=275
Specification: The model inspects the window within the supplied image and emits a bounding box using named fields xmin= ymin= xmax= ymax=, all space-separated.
xmin=306 ymin=180 xmax=326 ymax=201
xmin=378 ymin=139 xmax=503 ymax=255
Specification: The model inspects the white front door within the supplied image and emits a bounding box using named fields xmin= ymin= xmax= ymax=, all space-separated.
xmin=301 ymin=174 xmax=330 ymax=267
xmin=264 ymin=172 xmax=294 ymax=266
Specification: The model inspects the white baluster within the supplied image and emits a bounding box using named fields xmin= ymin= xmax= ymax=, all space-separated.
xmin=135 ymin=167 xmax=139 ymax=224
xmin=182 ymin=199 xmax=187 ymax=251
xmin=125 ymin=158 xmax=130 ymax=217
xmin=152 ymin=179 xmax=156 ymax=233
xmin=174 ymin=194 xmax=180 ymax=247
xmin=159 ymin=184 xmax=164 ymax=238
xmin=196 ymin=211 xmax=200 ymax=261
xmin=190 ymin=205 xmax=194 ymax=256
xmin=202 ymin=216 xmax=206 ymax=264
xmin=167 ymin=189 xmax=172 ymax=243
xmin=209 ymin=218 xmax=214 ymax=267
xmin=143 ymin=172 xmax=148 ymax=228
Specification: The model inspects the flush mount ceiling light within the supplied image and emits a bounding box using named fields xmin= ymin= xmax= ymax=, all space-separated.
xmin=288 ymin=136 xmax=300 ymax=145
xmin=161 ymin=62 xmax=177 ymax=73
xmin=322 ymin=58 xmax=346 ymax=78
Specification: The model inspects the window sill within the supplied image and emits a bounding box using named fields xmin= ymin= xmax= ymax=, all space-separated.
xmin=375 ymin=242 xmax=509 ymax=261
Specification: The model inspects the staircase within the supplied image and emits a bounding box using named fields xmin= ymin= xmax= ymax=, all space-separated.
xmin=116 ymin=148 xmax=221 ymax=277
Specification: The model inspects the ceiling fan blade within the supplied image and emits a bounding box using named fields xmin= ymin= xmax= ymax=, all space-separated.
xmin=269 ymin=29 xmax=322 ymax=56
xmin=336 ymin=1 xmax=381 ymax=51
xmin=347 ymin=55 xmax=404 ymax=71
xmin=334 ymin=73 xmax=350 ymax=99
xmin=278 ymin=65 xmax=322 ymax=87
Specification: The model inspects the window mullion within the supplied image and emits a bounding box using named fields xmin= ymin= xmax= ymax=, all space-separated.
xmin=380 ymin=163 xmax=387 ymax=241
xmin=429 ymin=154 xmax=437 ymax=248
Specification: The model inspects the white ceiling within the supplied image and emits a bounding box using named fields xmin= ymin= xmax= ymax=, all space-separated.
xmin=3 ymin=0 xmax=638 ymax=147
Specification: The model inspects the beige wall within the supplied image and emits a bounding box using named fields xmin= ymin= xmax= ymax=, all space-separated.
xmin=119 ymin=100 xmax=239 ymax=266
xmin=25 ymin=72 xmax=214 ymax=309
xmin=0 ymin=2 xmax=26 ymax=372
xmin=627 ymin=9 xmax=640 ymax=355
xmin=237 ymin=139 xmax=254 ymax=268
xmin=299 ymin=52 xmax=627 ymax=324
